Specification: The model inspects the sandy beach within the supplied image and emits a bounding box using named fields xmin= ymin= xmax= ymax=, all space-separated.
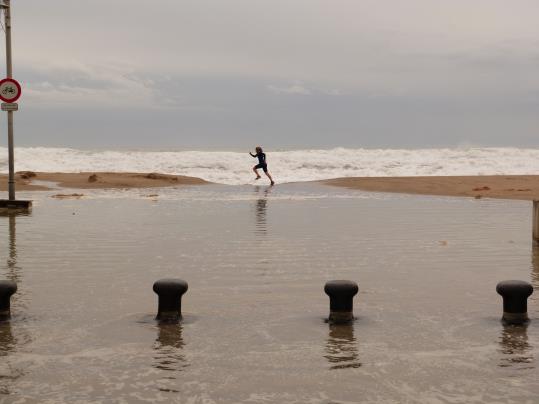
xmin=0 ymin=171 xmax=208 ymax=191
xmin=3 ymin=172 xmax=539 ymax=201
xmin=323 ymin=175 xmax=539 ymax=200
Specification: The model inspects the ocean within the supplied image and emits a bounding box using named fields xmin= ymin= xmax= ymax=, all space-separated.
xmin=2 ymin=146 xmax=539 ymax=185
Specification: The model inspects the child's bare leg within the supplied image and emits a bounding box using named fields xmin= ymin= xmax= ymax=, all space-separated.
xmin=265 ymin=171 xmax=275 ymax=185
xmin=253 ymin=166 xmax=261 ymax=179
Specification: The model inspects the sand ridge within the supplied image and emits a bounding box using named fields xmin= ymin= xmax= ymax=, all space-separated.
xmin=323 ymin=175 xmax=539 ymax=201
xmin=0 ymin=171 xmax=208 ymax=191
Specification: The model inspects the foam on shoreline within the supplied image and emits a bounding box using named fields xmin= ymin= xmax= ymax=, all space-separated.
xmin=3 ymin=146 xmax=539 ymax=185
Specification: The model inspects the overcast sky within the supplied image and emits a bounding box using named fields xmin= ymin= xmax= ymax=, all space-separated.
xmin=1 ymin=0 xmax=539 ymax=149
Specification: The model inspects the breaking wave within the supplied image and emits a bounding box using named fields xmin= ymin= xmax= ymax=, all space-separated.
xmin=1 ymin=146 xmax=539 ymax=185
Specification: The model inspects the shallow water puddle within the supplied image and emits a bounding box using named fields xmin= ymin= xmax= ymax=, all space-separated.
xmin=0 ymin=184 xmax=538 ymax=402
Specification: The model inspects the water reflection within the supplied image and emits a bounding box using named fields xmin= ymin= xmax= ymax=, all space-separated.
xmin=0 ymin=320 xmax=25 ymax=395
xmin=0 ymin=211 xmax=30 ymax=393
xmin=253 ymin=186 xmax=270 ymax=236
xmin=324 ymin=323 xmax=361 ymax=370
xmin=0 ymin=322 xmax=15 ymax=356
xmin=153 ymin=323 xmax=188 ymax=373
xmin=498 ymin=323 xmax=534 ymax=370
xmin=531 ymin=244 xmax=539 ymax=289
xmin=0 ymin=211 xmax=26 ymax=284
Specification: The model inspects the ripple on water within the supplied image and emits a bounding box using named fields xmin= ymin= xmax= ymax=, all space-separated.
xmin=0 ymin=185 xmax=537 ymax=402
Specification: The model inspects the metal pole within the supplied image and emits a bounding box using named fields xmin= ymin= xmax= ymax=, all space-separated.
xmin=4 ymin=0 xmax=14 ymax=200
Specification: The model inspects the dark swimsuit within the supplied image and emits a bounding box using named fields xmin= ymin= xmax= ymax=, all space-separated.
xmin=251 ymin=152 xmax=268 ymax=172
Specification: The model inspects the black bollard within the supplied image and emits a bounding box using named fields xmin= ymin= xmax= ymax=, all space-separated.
xmin=0 ymin=280 xmax=17 ymax=321
xmin=496 ymin=280 xmax=534 ymax=325
xmin=324 ymin=280 xmax=358 ymax=324
xmin=153 ymin=279 xmax=188 ymax=322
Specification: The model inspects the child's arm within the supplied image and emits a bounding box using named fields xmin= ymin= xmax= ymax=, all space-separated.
xmin=249 ymin=152 xmax=256 ymax=157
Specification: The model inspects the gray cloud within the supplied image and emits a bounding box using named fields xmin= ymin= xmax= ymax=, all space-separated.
xmin=266 ymin=83 xmax=312 ymax=95
xmin=1 ymin=0 xmax=539 ymax=148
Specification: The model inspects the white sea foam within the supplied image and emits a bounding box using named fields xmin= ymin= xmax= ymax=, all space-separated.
xmin=1 ymin=146 xmax=539 ymax=185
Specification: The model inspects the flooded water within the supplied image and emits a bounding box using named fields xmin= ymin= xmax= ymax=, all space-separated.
xmin=0 ymin=183 xmax=538 ymax=403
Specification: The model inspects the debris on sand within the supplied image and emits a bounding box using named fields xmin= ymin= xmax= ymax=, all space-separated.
xmin=88 ymin=174 xmax=98 ymax=183
xmin=18 ymin=171 xmax=37 ymax=179
xmin=143 ymin=194 xmax=159 ymax=198
xmin=145 ymin=173 xmax=178 ymax=181
xmin=472 ymin=186 xmax=490 ymax=191
xmin=51 ymin=193 xmax=84 ymax=199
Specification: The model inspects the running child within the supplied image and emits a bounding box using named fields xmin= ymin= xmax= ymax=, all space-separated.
xmin=250 ymin=146 xmax=275 ymax=185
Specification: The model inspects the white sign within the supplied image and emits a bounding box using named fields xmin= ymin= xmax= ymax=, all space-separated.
xmin=1 ymin=102 xmax=18 ymax=111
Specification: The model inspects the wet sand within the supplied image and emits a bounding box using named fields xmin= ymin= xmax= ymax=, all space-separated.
xmin=0 ymin=184 xmax=538 ymax=402
xmin=4 ymin=172 xmax=539 ymax=201
xmin=0 ymin=172 xmax=208 ymax=191
xmin=324 ymin=175 xmax=539 ymax=200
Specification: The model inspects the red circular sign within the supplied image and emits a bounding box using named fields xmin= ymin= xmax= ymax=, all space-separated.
xmin=0 ymin=78 xmax=21 ymax=102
